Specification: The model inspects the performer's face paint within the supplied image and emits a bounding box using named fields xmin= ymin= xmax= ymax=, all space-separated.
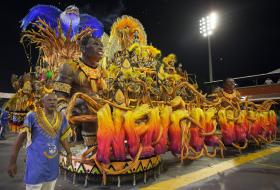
xmin=83 ymin=38 xmax=103 ymax=65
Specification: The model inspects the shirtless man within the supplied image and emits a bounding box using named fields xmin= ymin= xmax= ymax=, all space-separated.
xmin=53 ymin=35 xmax=107 ymax=148
xmin=218 ymin=78 xmax=241 ymax=109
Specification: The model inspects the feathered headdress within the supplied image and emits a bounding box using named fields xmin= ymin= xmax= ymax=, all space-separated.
xmin=20 ymin=19 xmax=93 ymax=72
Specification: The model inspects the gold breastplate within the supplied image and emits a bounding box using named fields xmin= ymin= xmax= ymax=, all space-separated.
xmin=76 ymin=60 xmax=102 ymax=93
xmin=78 ymin=61 xmax=101 ymax=80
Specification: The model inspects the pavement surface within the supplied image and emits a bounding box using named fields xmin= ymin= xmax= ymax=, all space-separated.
xmin=0 ymin=133 xmax=280 ymax=190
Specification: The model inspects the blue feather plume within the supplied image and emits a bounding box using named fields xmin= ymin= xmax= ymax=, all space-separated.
xmin=21 ymin=5 xmax=104 ymax=38
xmin=79 ymin=14 xmax=104 ymax=38
xmin=21 ymin=4 xmax=62 ymax=30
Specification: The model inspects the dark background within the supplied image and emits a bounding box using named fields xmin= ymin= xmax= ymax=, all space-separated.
xmin=0 ymin=0 xmax=279 ymax=92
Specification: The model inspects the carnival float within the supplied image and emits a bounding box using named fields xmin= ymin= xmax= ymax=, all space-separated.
xmin=3 ymin=4 xmax=278 ymax=187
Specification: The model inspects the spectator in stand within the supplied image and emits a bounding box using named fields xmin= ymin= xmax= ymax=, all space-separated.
xmin=264 ymin=78 xmax=273 ymax=85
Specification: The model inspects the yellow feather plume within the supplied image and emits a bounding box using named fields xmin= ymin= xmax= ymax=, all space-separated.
xmin=110 ymin=15 xmax=147 ymax=49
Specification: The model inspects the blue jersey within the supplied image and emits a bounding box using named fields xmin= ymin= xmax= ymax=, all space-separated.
xmin=22 ymin=110 xmax=71 ymax=184
xmin=0 ymin=109 xmax=8 ymax=127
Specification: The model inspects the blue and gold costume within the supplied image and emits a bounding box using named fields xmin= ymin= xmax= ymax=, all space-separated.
xmin=21 ymin=109 xmax=71 ymax=184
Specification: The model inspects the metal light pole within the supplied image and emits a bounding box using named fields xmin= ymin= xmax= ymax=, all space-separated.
xmin=199 ymin=12 xmax=218 ymax=82
xmin=207 ymin=36 xmax=213 ymax=81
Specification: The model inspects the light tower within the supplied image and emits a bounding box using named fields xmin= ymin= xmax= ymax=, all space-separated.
xmin=199 ymin=12 xmax=218 ymax=82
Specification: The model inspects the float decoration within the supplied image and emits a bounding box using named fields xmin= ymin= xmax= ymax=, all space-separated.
xmin=7 ymin=5 xmax=278 ymax=187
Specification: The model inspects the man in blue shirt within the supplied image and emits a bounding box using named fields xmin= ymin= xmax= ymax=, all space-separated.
xmin=7 ymin=93 xmax=72 ymax=190
xmin=0 ymin=108 xmax=8 ymax=140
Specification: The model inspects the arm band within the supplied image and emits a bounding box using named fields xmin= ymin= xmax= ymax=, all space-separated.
xmin=53 ymin=82 xmax=72 ymax=94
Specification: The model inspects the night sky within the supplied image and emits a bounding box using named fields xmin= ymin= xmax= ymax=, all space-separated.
xmin=0 ymin=0 xmax=279 ymax=92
